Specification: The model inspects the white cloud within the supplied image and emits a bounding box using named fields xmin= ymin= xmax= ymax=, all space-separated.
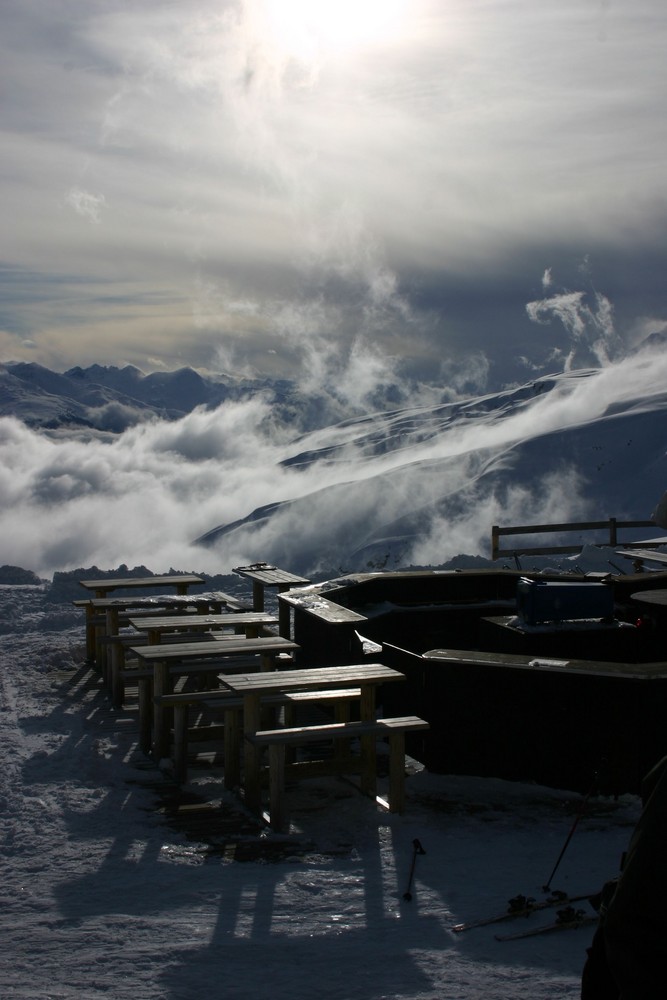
xmin=2 ymin=347 xmax=667 ymax=577
xmin=65 ymin=187 xmax=107 ymax=224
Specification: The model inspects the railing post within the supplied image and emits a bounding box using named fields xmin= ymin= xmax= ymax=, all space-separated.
xmin=609 ymin=517 xmax=617 ymax=546
xmin=491 ymin=525 xmax=499 ymax=560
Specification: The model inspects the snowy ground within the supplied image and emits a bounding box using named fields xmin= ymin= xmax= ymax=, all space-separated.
xmin=0 ymin=582 xmax=642 ymax=1000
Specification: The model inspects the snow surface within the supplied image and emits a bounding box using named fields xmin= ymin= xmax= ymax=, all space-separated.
xmin=0 ymin=583 xmax=643 ymax=999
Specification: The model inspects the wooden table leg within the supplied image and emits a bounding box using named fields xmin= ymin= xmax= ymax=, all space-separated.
xmin=172 ymin=705 xmax=188 ymax=783
xmin=388 ymin=732 xmax=406 ymax=813
xmin=243 ymin=693 xmax=262 ymax=812
xmin=268 ymin=743 xmax=286 ymax=831
xmin=224 ymin=707 xmax=241 ymax=789
xmin=152 ymin=661 xmax=171 ymax=759
xmin=359 ymin=683 xmax=378 ymax=799
xmin=100 ymin=608 xmax=120 ymax=683
xmin=111 ymin=641 xmax=126 ymax=708
xmin=252 ymin=581 xmax=264 ymax=611
xmin=278 ymin=589 xmax=291 ymax=637
xmin=84 ymin=604 xmax=96 ymax=662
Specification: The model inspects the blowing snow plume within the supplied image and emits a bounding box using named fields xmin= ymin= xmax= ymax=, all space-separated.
xmin=526 ymin=267 xmax=624 ymax=371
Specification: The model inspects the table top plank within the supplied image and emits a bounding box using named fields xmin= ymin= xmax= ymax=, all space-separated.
xmin=79 ymin=574 xmax=205 ymax=594
xmin=129 ymin=636 xmax=299 ymax=662
xmin=233 ymin=564 xmax=310 ymax=587
xmin=219 ymin=663 xmax=404 ymax=694
xmin=128 ymin=612 xmax=279 ymax=631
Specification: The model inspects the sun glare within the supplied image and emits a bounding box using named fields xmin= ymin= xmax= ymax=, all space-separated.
xmin=264 ymin=0 xmax=407 ymax=61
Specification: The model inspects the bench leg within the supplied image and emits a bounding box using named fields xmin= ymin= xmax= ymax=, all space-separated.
xmin=172 ymin=705 xmax=188 ymax=783
xmin=138 ymin=678 xmax=153 ymax=754
xmin=360 ymin=732 xmax=377 ymax=800
xmin=111 ymin=644 xmax=126 ymax=709
xmin=223 ymin=708 xmax=242 ymax=789
xmin=84 ymin=605 xmax=96 ymax=662
xmin=334 ymin=702 xmax=352 ymax=767
xmin=388 ymin=732 xmax=406 ymax=813
xmin=243 ymin=695 xmax=262 ymax=814
xmin=152 ymin=663 xmax=171 ymax=760
xmin=268 ymin=743 xmax=286 ymax=831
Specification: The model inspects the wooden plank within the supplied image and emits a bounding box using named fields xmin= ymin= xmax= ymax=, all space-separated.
xmin=246 ymin=716 xmax=429 ymax=745
xmin=155 ymin=686 xmax=362 ymax=709
xmin=233 ymin=564 xmax=310 ymax=587
xmin=220 ymin=663 xmax=403 ymax=694
xmin=79 ymin=574 xmax=205 ymax=596
xmin=128 ymin=612 xmax=278 ymax=634
xmin=617 ymin=548 xmax=667 ymax=565
xmin=421 ymin=646 xmax=667 ymax=680
xmin=278 ymin=590 xmax=367 ymax=624
xmin=129 ymin=636 xmax=298 ymax=662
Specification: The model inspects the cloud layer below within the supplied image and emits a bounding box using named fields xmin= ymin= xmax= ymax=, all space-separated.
xmin=2 ymin=346 xmax=666 ymax=578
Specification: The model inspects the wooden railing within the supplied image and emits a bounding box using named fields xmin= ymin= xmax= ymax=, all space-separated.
xmin=491 ymin=518 xmax=657 ymax=561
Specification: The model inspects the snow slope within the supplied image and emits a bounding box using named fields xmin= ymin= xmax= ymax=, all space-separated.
xmin=0 ymin=583 xmax=642 ymax=999
xmin=1 ymin=350 xmax=666 ymax=579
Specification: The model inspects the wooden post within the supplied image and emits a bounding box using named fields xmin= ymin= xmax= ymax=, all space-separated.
xmin=223 ymin=707 xmax=241 ymax=789
xmin=252 ymin=580 xmax=264 ymax=611
xmin=388 ymin=732 xmax=406 ymax=813
xmin=243 ymin=694 xmax=262 ymax=813
xmin=152 ymin=662 xmax=171 ymax=760
xmin=111 ymin=641 xmax=126 ymax=708
xmin=84 ymin=603 xmax=96 ymax=662
xmin=172 ymin=705 xmax=188 ymax=783
xmin=138 ymin=678 xmax=153 ymax=754
xmin=278 ymin=587 xmax=292 ymax=637
xmin=359 ymin=684 xmax=378 ymax=799
xmin=268 ymin=743 xmax=286 ymax=831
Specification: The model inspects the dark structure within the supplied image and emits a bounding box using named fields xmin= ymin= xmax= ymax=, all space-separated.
xmin=279 ymin=568 xmax=667 ymax=795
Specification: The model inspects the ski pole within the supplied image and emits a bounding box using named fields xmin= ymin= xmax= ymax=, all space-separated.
xmin=403 ymin=838 xmax=426 ymax=901
xmin=542 ymin=773 xmax=597 ymax=892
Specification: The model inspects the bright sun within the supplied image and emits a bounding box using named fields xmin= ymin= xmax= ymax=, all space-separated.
xmin=264 ymin=0 xmax=407 ymax=61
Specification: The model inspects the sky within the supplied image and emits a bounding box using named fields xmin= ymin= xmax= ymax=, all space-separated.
xmin=2 ymin=0 xmax=667 ymax=396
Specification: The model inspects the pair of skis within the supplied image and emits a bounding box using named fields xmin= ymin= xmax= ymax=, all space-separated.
xmin=452 ymin=889 xmax=599 ymax=941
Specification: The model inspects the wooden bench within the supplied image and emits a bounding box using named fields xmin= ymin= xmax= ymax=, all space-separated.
xmin=122 ymin=651 xmax=295 ymax=755
xmin=153 ymin=687 xmax=363 ymax=784
xmin=246 ymin=715 xmax=429 ymax=831
xmin=75 ymin=591 xmax=250 ymax=663
xmin=103 ymin=630 xmax=224 ymax=707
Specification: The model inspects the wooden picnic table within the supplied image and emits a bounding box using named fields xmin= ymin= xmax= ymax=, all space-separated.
xmin=217 ymin=662 xmax=405 ymax=813
xmin=128 ymin=635 xmax=300 ymax=759
xmin=128 ymin=611 xmax=279 ymax=644
xmin=79 ymin=573 xmax=205 ymax=598
xmin=76 ymin=591 xmax=242 ymax=666
xmin=104 ymin=611 xmax=279 ymax=707
xmin=232 ymin=564 xmax=310 ymax=630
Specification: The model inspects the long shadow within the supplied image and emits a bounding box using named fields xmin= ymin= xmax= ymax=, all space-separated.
xmin=21 ymin=640 xmax=591 ymax=998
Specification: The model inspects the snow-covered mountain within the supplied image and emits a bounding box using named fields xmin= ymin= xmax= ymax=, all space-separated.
xmin=0 ymin=361 xmax=404 ymax=436
xmin=0 ymin=361 xmax=296 ymax=433
xmin=1 ymin=351 xmax=666 ymax=579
